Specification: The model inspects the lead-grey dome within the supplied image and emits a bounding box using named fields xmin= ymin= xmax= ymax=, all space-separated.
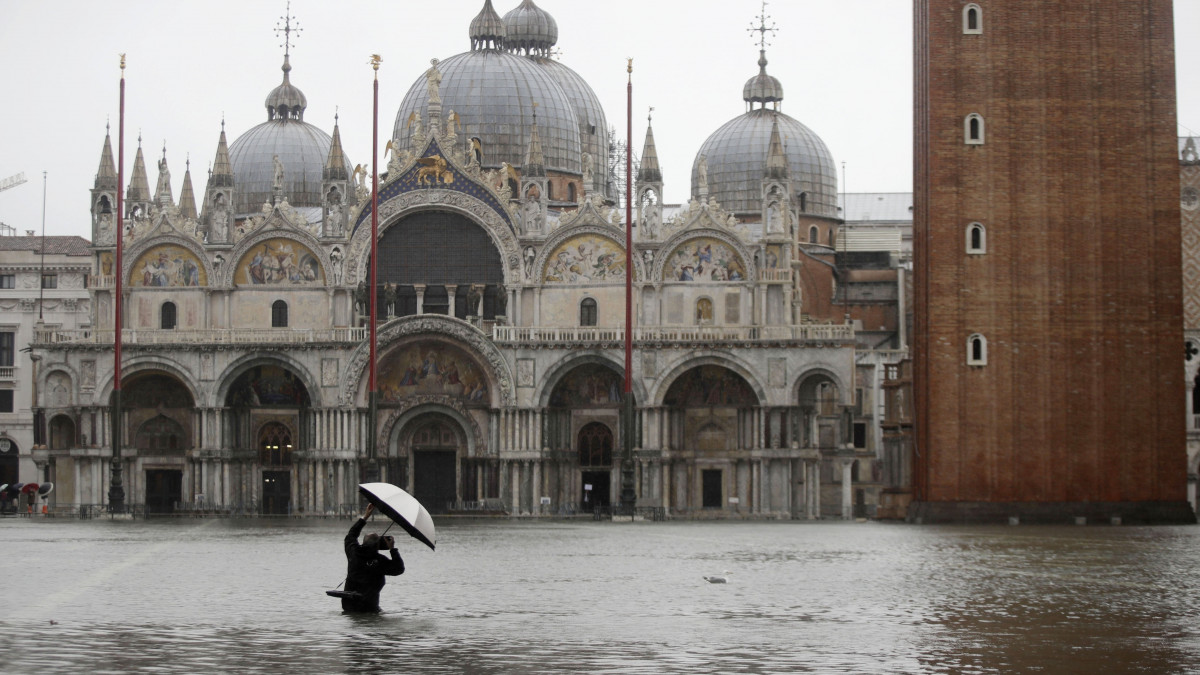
xmin=394 ymin=49 xmax=581 ymax=175
xmin=532 ymin=56 xmax=610 ymax=193
xmin=503 ymin=0 xmax=558 ymax=56
xmin=229 ymin=58 xmax=352 ymax=215
xmin=692 ymin=108 xmax=838 ymax=218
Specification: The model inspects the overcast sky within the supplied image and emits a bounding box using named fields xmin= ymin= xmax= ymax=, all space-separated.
xmin=1 ymin=0 xmax=1197 ymax=241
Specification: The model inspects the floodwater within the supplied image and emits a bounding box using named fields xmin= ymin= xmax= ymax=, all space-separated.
xmin=2 ymin=518 xmax=1199 ymax=674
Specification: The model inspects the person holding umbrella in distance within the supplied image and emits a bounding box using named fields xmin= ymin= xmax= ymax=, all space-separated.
xmin=340 ymin=503 xmax=405 ymax=613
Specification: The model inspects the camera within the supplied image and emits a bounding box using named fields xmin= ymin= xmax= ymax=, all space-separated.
xmin=379 ymin=535 xmax=394 ymax=550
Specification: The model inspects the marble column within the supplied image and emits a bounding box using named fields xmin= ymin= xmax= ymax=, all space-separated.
xmin=415 ymin=284 xmax=426 ymax=315
xmin=841 ymin=458 xmax=854 ymax=520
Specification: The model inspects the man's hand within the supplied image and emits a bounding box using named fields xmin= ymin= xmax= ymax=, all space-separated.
xmin=363 ymin=503 xmax=375 ymax=520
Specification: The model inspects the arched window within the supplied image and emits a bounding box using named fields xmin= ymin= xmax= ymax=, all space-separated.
xmin=578 ymin=422 xmax=613 ymax=467
xmin=271 ymin=300 xmax=288 ymax=328
xmin=580 ymin=297 xmax=598 ymax=326
xmin=135 ymin=415 xmax=185 ymax=454
xmin=547 ymin=181 xmax=555 ymax=201
xmin=829 ymin=227 xmax=837 ymax=247
xmin=696 ymin=297 xmax=714 ymax=325
xmin=568 ymin=182 xmax=577 ymax=203
xmin=160 ymin=302 xmax=177 ymax=330
xmin=809 ymin=225 xmax=820 ymax=243
xmin=965 ymin=113 xmax=985 ymax=144
xmin=259 ymin=422 xmax=293 ymax=466
xmin=967 ymin=333 xmax=988 ymax=366
xmin=966 ymin=222 xmax=987 ymax=254
xmin=49 ymin=415 xmax=76 ymax=450
xmin=799 ymin=192 xmax=808 ymax=212
xmin=963 ymin=4 xmax=982 ymax=34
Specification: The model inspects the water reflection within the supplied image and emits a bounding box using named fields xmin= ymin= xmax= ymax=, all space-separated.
xmin=2 ymin=519 xmax=1199 ymax=673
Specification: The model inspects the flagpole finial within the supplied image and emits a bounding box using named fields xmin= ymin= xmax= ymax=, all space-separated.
xmin=119 ymin=53 xmax=126 ymax=76
xmin=370 ymin=54 xmax=382 ymax=71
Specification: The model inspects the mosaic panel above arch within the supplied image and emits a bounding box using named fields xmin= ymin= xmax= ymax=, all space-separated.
xmin=543 ymin=234 xmax=627 ymax=284
xmin=662 ymin=237 xmax=747 ymax=282
xmin=549 ymin=362 xmax=623 ymax=408
xmin=234 ymin=238 xmax=325 ymax=286
xmin=129 ymin=245 xmax=207 ymax=287
xmin=378 ymin=340 xmax=489 ymax=405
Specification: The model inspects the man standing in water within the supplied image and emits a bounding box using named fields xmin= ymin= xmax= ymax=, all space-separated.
xmin=342 ymin=504 xmax=405 ymax=613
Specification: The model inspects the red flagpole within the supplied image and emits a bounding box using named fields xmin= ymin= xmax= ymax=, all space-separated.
xmin=624 ymin=59 xmax=633 ymax=394
xmin=367 ymin=55 xmax=381 ymax=468
xmin=109 ymin=54 xmax=127 ymax=512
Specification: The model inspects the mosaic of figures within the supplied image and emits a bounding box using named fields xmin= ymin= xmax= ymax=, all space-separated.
xmin=549 ymin=363 xmax=623 ymax=407
xmin=663 ymin=238 xmax=746 ymax=282
xmin=378 ymin=340 xmax=489 ymax=404
xmin=544 ymin=235 xmax=626 ymax=284
xmin=236 ymin=239 xmax=324 ymax=286
xmin=663 ymin=365 xmax=758 ymax=407
xmin=130 ymin=246 xmax=207 ymax=287
xmin=227 ymin=365 xmax=311 ymax=407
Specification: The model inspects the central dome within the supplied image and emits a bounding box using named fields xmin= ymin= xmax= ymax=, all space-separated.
xmin=394 ymin=49 xmax=581 ymax=175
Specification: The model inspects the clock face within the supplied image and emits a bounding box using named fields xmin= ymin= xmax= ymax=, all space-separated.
xmin=1184 ymin=186 xmax=1200 ymax=212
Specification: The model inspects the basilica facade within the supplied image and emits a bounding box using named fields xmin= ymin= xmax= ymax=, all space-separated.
xmin=32 ymin=1 xmax=901 ymax=519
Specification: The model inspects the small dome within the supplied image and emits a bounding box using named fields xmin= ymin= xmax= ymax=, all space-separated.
xmin=531 ymin=56 xmax=610 ymax=192
xmin=229 ymin=121 xmax=349 ymax=215
xmin=692 ymin=108 xmax=837 ymax=218
xmin=503 ymin=0 xmax=558 ymax=57
xmin=265 ymin=56 xmax=308 ymax=122
xmin=743 ymin=51 xmax=783 ymax=107
xmin=394 ymin=49 xmax=580 ymax=174
xmin=470 ymin=0 xmax=506 ymax=50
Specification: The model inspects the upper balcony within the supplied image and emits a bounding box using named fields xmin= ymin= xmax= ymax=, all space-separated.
xmin=33 ymin=327 xmax=367 ymax=347
xmin=0 ymin=365 xmax=15 ymax=382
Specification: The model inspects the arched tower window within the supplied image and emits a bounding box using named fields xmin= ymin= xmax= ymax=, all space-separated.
xmin=568 ymin=182 xmax=577 ymax=203
xmin=160 ymin=302 xmax=177 ymax=330
xmin=965 ymin=114 xmax=985 ymax=144
xmin=966 ymin=222 xmax=987 ymax=254
xmin=963 ymin=4 xmax=983 ymax=34
xmin=259 ymin=422 xmax=293 ymax=466
xmin=967 ymin=333 xmax=988 ymax=366
xmin=580 ymin=297 xmax=598 ymax=326
xmin=799 ymin=192 xmax=808 ymax=212
xmin=809 ymin=225 xmax=820 ymax=243
xmin=271 ymin=300 xmax=288 ymax=328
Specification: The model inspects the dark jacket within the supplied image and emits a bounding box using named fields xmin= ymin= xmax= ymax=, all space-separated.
xmin=342 ymin=517 xmax=405 ymax=612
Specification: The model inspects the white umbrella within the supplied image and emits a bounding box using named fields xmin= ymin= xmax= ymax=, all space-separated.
xmin=358 ymin=483 xmax=436 ymax=551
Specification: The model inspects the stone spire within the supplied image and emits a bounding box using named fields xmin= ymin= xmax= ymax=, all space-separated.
xmin=523 ymin=107 xmax=545 ymax=177
xmin=324 ymin=114 xmax=349 ymax=181
xmin=178 ymin=158 xmax=198 ymax=221
xmin=209 ymin=121 xmax=234 ymax=188
xmin=470 ymin=0 xmax=506 ymax=51
xmin=764 ymin=114 xmax=789 ymax=180
xmin=95 ymin=125 xmax=117 ymax=190
xmin=637 ymin=114 xmax=662 ymax=184
xmin=126 ymin=136 xmax=151 ymax=209
xmin=154 ymin=143 xmax=174 ymax=208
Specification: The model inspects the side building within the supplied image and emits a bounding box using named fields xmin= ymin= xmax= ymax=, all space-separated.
xmin=913 ymin=1 xmax=1192 ymax=523
xmin=0 ymin=234 xmax=93 ymax=494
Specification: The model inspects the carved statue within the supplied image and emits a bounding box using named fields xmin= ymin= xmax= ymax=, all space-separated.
xmin=383 ymin=282 xmax=398 ymax=316
xmin=353 ymin=164 xmax=370 ymax=203
xmin=155 ymin=158 xmax=172 ymax=205
xmin=446 ymin=110 xmax=461 ymax=143
xmin=329 ymin=247 xmax=344 ymax=285
xmin=273 ymin=155 xmax=285 ymax=191
xmin=406 ymin=112 xmax=424 ymax=145
xmin=582 ymin=151 xmax=594 ymax=189
xmin=470 ymin=137 xmax=483 ymax=166
xmin=416 ymin=155 xmax=453 ymax=186
xmin=642 ymin=249 xmax=655 ymax=268
xmin=466 ymin=285 xmax=483 ymax=316
xmin=425 ymin=58 xmax=442 ymax=105
xmin=495 ymin=286 xmax=508 ymax=317
xmin=524 ymin=246 xmax=536 ymax=280
xmin=697 ymin=154 xmax=709 ymax=192
xmin=521 ymin=197 xmax=542 ymax=233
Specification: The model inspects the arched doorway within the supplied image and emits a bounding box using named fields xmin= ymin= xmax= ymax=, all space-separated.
xmin=48 ymin=415 xmax=76 ymax=450
xmin=121 ymin=372 xmax=194 ymax=513
xmin=405 ymin=414 xmax=463 ymax=515
xmin=578 ymin=422 xmax=613 ymax=509
xmin=259 ymin=421 xmax=294 ymax=515
xmin=797 ymin=375 xmax=842 ymax=450
xmin=372 ymin=211 xmax=506 ymax=320
xmin=0 ymin=437 xmax=18 ymax=487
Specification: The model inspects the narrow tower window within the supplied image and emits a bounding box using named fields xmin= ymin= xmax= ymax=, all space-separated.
xmin=271 ymin=300 xmax=289 ymax=328
xmin=809 ymin=225 xmax=820 ymax=244
xmin=965 ymin=114 xmax=985 ymax=144
xmin=966 ymin=222 xmax=987 ymax=254
xmin=967 ymin=333 xmax=988 ymax=366
xmin=160 ymin=302 xmax=177 ymax=330
xmin=963 ymin=4 xmax=982 ymax=34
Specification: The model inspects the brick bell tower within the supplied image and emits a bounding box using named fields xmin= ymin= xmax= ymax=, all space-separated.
xmin=912 ymin=1 xmax=1194 ymax=523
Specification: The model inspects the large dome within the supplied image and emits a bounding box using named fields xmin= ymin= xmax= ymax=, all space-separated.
xmin=228 ymin=56 xmax=351 ymax=216
xmin=532 ymin=56 xmax=609 ymax=191
xmin=692 ymin=49 xmax=837 ymax=219
xmin=229 ymin=121 xmax=342 ymax=216
xmin=394 ymin=49 xmax=581 ymax=175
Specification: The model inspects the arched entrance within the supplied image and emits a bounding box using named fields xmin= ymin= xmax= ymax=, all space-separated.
xmin=224 ymin=363 xmax=311 ymax=514
xmin=120 ymin=372 xmax=195 ymax=514
xmin=48 ymin=415 xmax=76 ymax=450
xmin=0 ymin=437 xmax=17 ymax=486
xmin=259 ymin=421 xmax=294 ymax=515
xmin=578 ymin=421 xmax=613 ymax=509
xmin=402 ymin=413 xmax=464 ymax=515
xmin=796 ymin=374 xmax=843 ymax=450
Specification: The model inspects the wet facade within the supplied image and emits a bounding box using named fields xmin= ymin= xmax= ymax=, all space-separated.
xmin=31 ymin=1 xmax=906 ymax=519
